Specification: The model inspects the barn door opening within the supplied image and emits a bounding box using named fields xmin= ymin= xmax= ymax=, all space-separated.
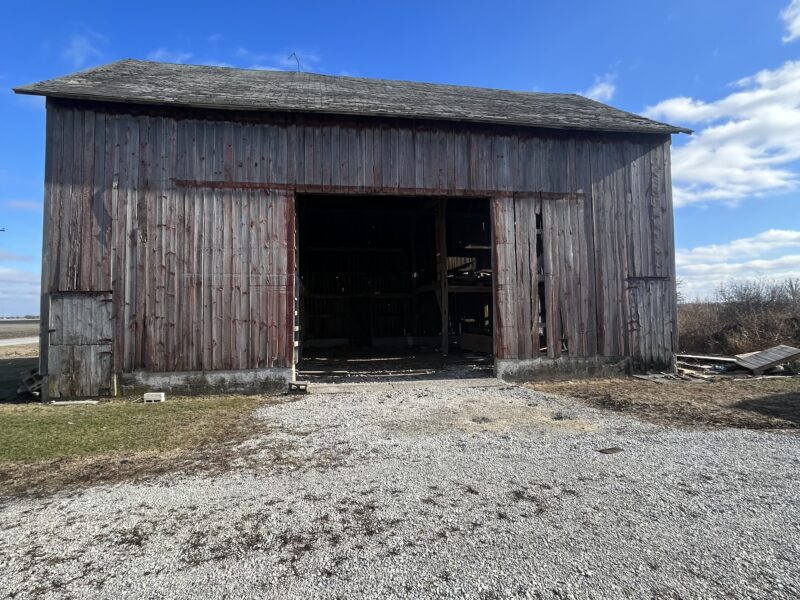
xmin=48 ymin=291 xmax=115 ymax=398
xmin=295 ymin=195 xmax=494 ymax=382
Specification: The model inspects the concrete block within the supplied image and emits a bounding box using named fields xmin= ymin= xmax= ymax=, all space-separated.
xmin=143 ymin=392 xmax=166 ymax=403
xmin=288 ymin=381 xmax=309 ymax=393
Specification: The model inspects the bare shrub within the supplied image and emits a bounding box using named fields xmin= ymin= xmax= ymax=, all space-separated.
xmin=678 ymin=302 xmax=726 ymax=354
xmin=678 ymin=278 xmax=800 ymax=355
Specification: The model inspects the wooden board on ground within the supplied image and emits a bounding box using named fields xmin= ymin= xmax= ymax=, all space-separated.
xmin=676 ymin=353 xmax=738 ymax=364
xmin=734 ymin=345 xmax=800 ymax=375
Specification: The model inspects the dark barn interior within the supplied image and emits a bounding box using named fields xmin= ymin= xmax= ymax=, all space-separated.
xmin=297 ymin=195 xmax=495 ymax=380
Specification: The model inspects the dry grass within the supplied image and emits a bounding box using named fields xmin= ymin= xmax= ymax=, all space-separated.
xmin=0 ymin=344 xmax=39 ymax=359
xmin=0 ymin=395 xmax=282 ymax=496
xmin=529 ymin=377 xmax=800 ymax=429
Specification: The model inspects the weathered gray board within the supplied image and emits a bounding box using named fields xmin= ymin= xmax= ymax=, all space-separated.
xmin=48 ymin=292 xmax=114 ymax=398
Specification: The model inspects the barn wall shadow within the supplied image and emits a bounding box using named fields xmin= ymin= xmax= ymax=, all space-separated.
xmin=0 ymin=357 xmax=39 ymax=402
xmin=734 ymin=393 xmax=800 ymax=427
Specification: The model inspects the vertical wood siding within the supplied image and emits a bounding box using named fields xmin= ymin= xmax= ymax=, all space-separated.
xmin=42 ymin=101 xmax=676 ymax=375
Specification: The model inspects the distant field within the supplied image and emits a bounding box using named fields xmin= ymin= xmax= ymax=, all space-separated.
xmin=0 ymin=320 xmax=39 ymax=341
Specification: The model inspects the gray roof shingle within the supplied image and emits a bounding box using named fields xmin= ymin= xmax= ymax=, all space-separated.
xmin=14 ymin=59 xmax=691 ymax=135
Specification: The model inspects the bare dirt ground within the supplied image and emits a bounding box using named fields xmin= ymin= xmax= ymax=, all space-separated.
xmin=0 ymin=344 xmax=38 ymax=359
xmin=529 ymin=376 xmax=800 ymax=429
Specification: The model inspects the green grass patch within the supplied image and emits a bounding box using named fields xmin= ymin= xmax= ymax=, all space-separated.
xmin=0 ymin=396 xmax=266 ymax=463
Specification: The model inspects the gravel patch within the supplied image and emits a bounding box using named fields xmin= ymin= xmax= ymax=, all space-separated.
xmin=1 ymin=383 xmax=799 ymax=599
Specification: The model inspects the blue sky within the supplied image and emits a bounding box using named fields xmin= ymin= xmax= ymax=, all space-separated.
xmin=1 ymin=0 xmax=799 ymax=315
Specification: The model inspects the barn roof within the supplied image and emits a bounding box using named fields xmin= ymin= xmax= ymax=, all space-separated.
xmin=14 ymin=59 xmax=691 ymax=135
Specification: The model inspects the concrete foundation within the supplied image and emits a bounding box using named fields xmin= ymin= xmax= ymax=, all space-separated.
xmin=118 ymin=368 xmax=293 ymax=396
xmin=494 ymin=356 xmax=629 ymax=381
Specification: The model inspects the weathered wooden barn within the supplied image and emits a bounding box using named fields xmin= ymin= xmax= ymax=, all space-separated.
xmin=15 ymin=60 xmax=689 ymax=399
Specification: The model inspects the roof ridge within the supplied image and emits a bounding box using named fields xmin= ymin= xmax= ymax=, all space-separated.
xmin=113 ymin=58 xmax=580 ymax=99
xmin=13 ymin=60 xmax=692 ymax=135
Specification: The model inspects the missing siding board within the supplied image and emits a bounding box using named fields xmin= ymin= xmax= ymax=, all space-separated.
xmin=535 ymin=206 xmax=548 ymax=354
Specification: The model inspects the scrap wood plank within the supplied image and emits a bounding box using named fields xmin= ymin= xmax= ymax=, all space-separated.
xmin=734 ymin=345 xmax=800 ymax=375
xmin=676 ymin=361 xmax=716 ymax=371
xmin=676 ymin=353 xmax=738 ymax=364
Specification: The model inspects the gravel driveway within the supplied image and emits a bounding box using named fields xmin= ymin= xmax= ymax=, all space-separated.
xmin=2 ymin=381 xmax=799 ymax=599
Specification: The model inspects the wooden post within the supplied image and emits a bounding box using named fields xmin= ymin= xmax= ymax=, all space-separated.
xmin=436 ymin=198 xmax=448 ymax=355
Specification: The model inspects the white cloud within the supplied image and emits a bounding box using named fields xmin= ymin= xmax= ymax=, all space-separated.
xmin=0 ymin=267 xmax=39 ymax=317
xmin=61 ymin=32 xmax=106 ymax=68
xmin=199 ymin=60 xmax=234 ymax=68
xmin=676 ymin=229 xmax=800 ymax=299
xmin=782 ymin=0 xmax=800 ymax=43
xmin=580 ymin=73 xmax=617 ymax=102
xmin=679 ymin=255 xmax=800 ymax=300
xmin=3 ymin=200 xmax=42 ymax=212
xmin=236 ymin=48 xmax=321 ymax=72
xmin=0 ymin=249 xmax=34 ymax=262
xmin=645 ymin=60 xmax=800 ymax=206
xmin=249 ymin=64 xmax=285 ymax=71
xmin=147 ymin=48 xmax=193 ymax=64
xmin=676 ymin=229 xmax=800 ymax=264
